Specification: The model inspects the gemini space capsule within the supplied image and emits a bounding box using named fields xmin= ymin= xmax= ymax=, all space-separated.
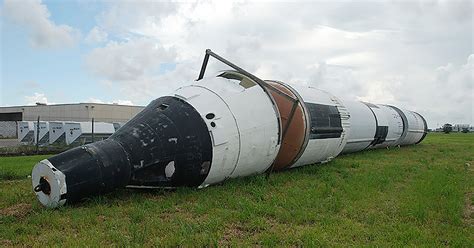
xmin=32 ymin=50 xmax=428 ymax=208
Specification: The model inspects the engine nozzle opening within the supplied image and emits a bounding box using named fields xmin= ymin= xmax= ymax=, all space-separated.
xmin=34 ymin=177 xmax=51 ymax=195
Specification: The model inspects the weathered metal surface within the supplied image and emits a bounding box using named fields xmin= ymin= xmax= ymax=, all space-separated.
xmin=173 ymin=81 xmax=240 ymax=186
xmin=371 ymin=104 xmax=404 ymax=149
xmin=207 ymin=72 xmax=280 ymax=179
xmin=341 ymin=100 xmax=377 ymax=154
xmin=174 ymin=73 xmax=281 ymax=186
xmin=264 ymin=81 xmax=308 ymax=171
xmin=342 ymin=101 xmax=429 ymax=154
xmin=289 ymin=86 xmax=350 ymax=168
xmin=112 ymin=96 xmax=213 ymax=188
xmin=32 ymin=96 xmax=213 ymax=206
xmin=32 ymin=159 xmax=67 ymax=208
xmin=415 ymin=112 xmax=428 ymax=144
xmin=391 ymin=108 xmax=427 ymax=145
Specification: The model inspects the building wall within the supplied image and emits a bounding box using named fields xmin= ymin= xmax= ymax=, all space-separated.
xmin=453 ymin=124 xmax=470 ymax=132
xmin=0 ymin=103 xmax=144 ymax=123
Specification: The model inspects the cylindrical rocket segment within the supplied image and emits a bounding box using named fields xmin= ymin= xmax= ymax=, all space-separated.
xmin=289 ymin=85 xmax=350 ymax=167
xmin=173 ymin=72 xmax=281 ymax=186
xmin=264 ymin=80 xmax=309 ymax=171
xmin=341 ymin=100 xmax=377 ymax=154
xmin=385 ymin=105 xmax=428 ymax=145
xmin=341 ymin=101 xmax=429 ymax=154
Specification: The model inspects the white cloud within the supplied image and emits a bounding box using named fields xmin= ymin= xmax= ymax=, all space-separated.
xmin=113 ymin=100 xmax=134 ymax=105
xmin=85 ymin=98 xmax=134 ymax=106
xmin=96 ymin=1 xmax=176 ymax=37
xmin=84 ymin=38 xmax=179 ymax=99
xmin=85 ymin=26 xmax=108 ymax=44
xmin=24 ymin=92 xmax=49 ymax=105
xmin=2 ymin=0 xmax=80 ymax=48
xmin=84 ymin=0 xmax=473 ymax=128
xmin=85 ymin=38 xmax=176 ymax=81
xmin=85 ymin=98 xmax=104 ymax=104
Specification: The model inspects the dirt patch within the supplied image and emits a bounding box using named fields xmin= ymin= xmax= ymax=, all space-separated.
xmin=219 ymin=223 xmax=246 ymax=246
xmin=97 ymin=215 xmax=106 ymax=222
xmin=0 ymin=203 xmax=32 ymax=218
xmin=0 ymin=239 xmax=13 ymax=247
xmin=464 ymin=192 xmax=473 ymax=226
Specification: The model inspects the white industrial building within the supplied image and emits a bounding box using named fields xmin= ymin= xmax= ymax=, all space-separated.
xmin=0 ymin=103 xmax=144 ymax=122
xmin=0 ymin=103 xmax=144 ymax=139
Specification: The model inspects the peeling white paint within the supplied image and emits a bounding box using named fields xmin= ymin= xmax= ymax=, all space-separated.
xmin=165 ymin=161 xmax=175 ymax=178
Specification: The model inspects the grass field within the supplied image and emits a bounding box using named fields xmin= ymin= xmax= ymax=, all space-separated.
xmin=0 ymin=133 xmax=473 ymax=246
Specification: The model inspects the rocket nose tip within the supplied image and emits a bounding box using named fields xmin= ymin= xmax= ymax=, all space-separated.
xmin=31 ymin=159 xmax=67 ymax=208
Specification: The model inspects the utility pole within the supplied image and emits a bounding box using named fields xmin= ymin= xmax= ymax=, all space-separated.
xmin=36 ymin=116 xmax=40 ymax=154
xmin=91 ymin=117 xmax=95 ymax=143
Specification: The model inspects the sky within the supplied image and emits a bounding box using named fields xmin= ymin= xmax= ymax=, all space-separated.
xmin=0 ymin=0 xmax=472 ymax=128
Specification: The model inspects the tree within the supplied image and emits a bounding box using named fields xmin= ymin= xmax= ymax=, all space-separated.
xmin=461 ymin=127 xmax=469 ymax=133
xmin=443 ymin=123 xmax=453 ymax=134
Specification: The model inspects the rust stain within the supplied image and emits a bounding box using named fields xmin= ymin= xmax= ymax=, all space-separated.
xmin=265 ymin=81 xmax=307 ymax=170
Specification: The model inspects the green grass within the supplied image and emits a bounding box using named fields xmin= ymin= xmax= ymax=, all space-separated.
xmin=0 ymin=133 xmax=473 ymax=246
xmin=0 ymin=155 xmax=50 ymax=180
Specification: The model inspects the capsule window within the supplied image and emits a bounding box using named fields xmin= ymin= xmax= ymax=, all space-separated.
xmin=210 ymin=122 xmax=216 ymax=127
xmin=157 ymin=104 xmax=169 ymax=111
xmin=218 ymin=71 xmax=256 ymax=89
xmin=206 ymin=113 xmax=215 ymax=119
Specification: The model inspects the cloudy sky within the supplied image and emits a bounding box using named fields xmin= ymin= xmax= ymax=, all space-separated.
xmin=1 ymin=0 xmax=472 ymax=128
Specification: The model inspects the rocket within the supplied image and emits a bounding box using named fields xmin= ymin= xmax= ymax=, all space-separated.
xmin=32 ymin=50 xmax=428 ymax=208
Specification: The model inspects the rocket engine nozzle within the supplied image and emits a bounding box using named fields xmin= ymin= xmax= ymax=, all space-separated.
xmin=33 ymin=177 xmax=51 ymax=195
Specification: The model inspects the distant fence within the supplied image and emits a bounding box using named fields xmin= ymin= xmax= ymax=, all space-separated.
xmin=0 ymin=121 xmax=17 ymax=138
xmin=0 ymin=145 xmax=68 ymax=156
xmin=0 ymin=118 xmax=126 ymax=156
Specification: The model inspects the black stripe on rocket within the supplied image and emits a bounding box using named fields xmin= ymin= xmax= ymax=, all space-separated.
xmin=361 ymin=102 xmax=389 ymax=147
xmin=304 ymin=102 xmax=343 ymax=139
